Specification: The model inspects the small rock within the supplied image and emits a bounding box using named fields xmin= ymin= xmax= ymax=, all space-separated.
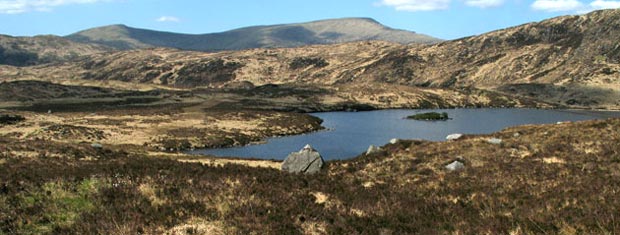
xmin=446 ymin=133 xmax=463 ymax=141
xmin=91 ymin=143 xmax=103 ymax=149
xmin=389 ymin=138 xmax=400 ymax=144
xmin=300 ymin=144 xmax=314 ymax=153
xmin=513 ymin=132 xmax=521 ymax=137
xmin=487 ymin=138 xmax=502 ymax=145
xmin=445 ymin=160 xmax=465 ymax=171
xmin=366 ymin=145 xmax=381 ymax=155
xmin=282 ymin=144 xmax=325 ymax=174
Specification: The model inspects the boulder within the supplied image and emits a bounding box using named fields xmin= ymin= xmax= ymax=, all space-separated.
xmin=282 ymin=144 xmax=324 ymax=174
xmin=445 ymin=160 xmax=465 ymax=171
xmin=446 ymin=133 xmax=463 ymax=141
xmin=487 ymin=138 xmax=502 ymax=145
xmin=366 ymin=145 xmax=381 ymax=155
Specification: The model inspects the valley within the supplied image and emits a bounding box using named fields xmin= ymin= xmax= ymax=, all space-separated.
xmin=1 ymin=8 xmax=620 ymax=235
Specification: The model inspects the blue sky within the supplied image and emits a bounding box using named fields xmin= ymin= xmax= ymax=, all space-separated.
xmin=1 ymin=0 xmax=619 ymax=39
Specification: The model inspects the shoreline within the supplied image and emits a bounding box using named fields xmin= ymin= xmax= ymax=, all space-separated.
xmin=187 ymin=108 xmax=620 ymax=161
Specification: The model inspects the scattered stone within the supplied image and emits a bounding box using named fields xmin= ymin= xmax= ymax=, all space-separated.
xmin=91 ymin=143 xmax=103 ymax=149
xmin=445 ymin=160 xmax=465 ymax=171
xmin=282 ymin=144 xmax=325 ymax=174
xmin=487 ymin=138 xmax=502 ymax=145
xmin=389 ymin=138 xmax=400 ymax=144
xmin=366 ymin=145 xmax=382 ymax=155
xmin=446 ymin=133 xmax=463 ymax=141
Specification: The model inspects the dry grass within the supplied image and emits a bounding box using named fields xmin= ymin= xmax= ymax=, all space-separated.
xmin=0 ymin=108 xmax=322 ymax=153
xmin=2 ymin=107 xmax=620 ymax=234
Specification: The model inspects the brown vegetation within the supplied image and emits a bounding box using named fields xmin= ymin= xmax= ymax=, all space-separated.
xmin=4 ymin=10 xmax=620 ymax=109
xmin=1 ymin=117 xmax=619 ymax=234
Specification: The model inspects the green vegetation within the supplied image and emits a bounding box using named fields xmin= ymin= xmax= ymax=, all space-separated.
xmin=407 ymin=111 xmax=449 ymax=121
xmin=289 ymin=57 xmax=329 ymax=69
xmin=7 ymin=179 xmax=100 ymax=234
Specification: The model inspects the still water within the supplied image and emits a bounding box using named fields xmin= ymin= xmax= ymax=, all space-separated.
xmin=189 ymin=109 xmax=620 ymax=160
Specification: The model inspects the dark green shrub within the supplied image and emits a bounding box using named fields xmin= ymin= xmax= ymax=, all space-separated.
xmin=289 ymin=57 xmax=329 ymax=69
xmin=406 ymin=112 xmax=449 ymax=121
xmin=0 ymin=114 xmax=25 ymax=125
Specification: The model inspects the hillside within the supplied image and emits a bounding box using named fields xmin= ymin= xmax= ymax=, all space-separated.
xmin=0 ymin=35 xmax=111 ymax=66
xmin=354 ymin=9 xmax=620 ymax=107
xmin=65 ymin=18 xmax=441 ymax=51
xmin=3 ymin=10 xmax=620 ymax=109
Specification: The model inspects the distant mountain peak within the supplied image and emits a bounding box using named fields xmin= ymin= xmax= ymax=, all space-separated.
xmin=65 ymin=18 xmax=442 ymax=51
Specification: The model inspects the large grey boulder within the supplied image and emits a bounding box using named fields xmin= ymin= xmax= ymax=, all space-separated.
xmin=282 ymin=144 xmax=325 ymax=174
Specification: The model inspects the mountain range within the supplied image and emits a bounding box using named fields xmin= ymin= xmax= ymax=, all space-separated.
xmin=0 ymin=18 xmax=440 ymax=66
xmin=66 ymin=18 xmax=441 ymax=51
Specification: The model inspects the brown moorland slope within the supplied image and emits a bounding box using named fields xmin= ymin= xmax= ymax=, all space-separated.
xmin=5 ymin=9 xmax=620 ymax=109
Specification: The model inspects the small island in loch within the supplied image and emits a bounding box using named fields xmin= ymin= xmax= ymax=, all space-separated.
xmin=407 ymin=112 xmax=450 ymax=121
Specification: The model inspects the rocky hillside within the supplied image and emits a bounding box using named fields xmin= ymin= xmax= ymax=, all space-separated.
xmin=0 ymin=35 xmax=111 ymax=66
xmin=10 ymin=41 xmax=400 ymax=87
xmin=4 ymin=9 xmax=620 ymax=109
xmin=354 ymin=9 xmax=620 ymax=107
xmin=65 ymin=18 xmax=441 ymax=51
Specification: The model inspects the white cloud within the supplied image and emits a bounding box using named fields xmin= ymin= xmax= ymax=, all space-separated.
xmin=0 ymin=0 xmax=108 ymax=14
xmin=156 ymin=16 xmax=180 ymax=22
xmin=531 ymin=0 xmax=585 ymax=11
xmin=465 ymin=0 xmax=505 ymax=8
xmin=379 ymin=0 xmax=451 ymax=11
xmin=590 ymin=0 xmax=620 ymax=9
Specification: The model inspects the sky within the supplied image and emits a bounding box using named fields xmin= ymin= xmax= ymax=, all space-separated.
xmin=1 ymin=0 xmax=619 ymax=40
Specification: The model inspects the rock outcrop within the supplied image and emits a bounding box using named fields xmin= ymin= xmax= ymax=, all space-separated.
xmin=281 ymin=144 xmax=325 ymax=174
